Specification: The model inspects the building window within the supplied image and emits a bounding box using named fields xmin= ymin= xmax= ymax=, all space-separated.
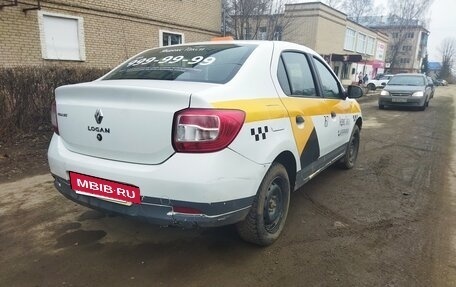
xmin=356 ymin=33 xmax=367 ymax=54
xmin=402 ymin=45 xmax=412 ymax=51
xmin=400 ymin=58 xmax=410 ymax=64
xmin=244 ymin=27 xmax=253 ymax=40
xmin=259 ymin=26 xmax=267 ymax=40
xmin=392 ymin=32 xmax=399 ymax=38
xmin=366 ymin=37 xmax=375 ymax=55
xmin=38 ymin=11 xmax=85 ymax=61
xmin=160 ymin=30 xmax=184 ymax=47
xmin=344 ymin=28 xmax=356 ymax=51
xmin=406 ymin=32 xmax=414 ymax=38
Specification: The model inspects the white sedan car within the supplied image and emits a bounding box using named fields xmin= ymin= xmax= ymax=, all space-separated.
xmin=48 ymin=40 xmax=363 ymax=245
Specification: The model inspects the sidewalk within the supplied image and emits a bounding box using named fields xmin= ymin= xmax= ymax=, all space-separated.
xmin=344 ymin=84 xmax=380 ymax=102
xmin=357 ymin=89 xmax=380 ymax=102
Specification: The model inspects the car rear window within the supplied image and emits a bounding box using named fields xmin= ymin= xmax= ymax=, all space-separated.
xmin=103 ymin=44 xmax=257 ymax=84
xmin=388 ymin=75 xmax=425 ymax=86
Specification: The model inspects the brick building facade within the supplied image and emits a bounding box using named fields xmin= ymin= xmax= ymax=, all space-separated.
xmin=0 ymin=0 xmax=221 ymax=68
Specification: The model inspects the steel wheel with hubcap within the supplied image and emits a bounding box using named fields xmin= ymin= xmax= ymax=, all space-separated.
xmin=236 ymin=163 xmax=290 ymax=246
xmin=337 ymin=125 xmax=360 ymax=169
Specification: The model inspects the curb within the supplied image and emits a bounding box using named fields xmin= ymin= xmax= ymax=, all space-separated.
xmin=357 ymin=91 xmax=380 ymax=102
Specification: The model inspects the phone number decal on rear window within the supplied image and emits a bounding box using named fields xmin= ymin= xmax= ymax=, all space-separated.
xmin=127 ymin=55 xmax=216 ymax=67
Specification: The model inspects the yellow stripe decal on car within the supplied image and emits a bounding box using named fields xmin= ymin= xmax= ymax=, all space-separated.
xmin=213 ymin=98 xmax=329 ymax=123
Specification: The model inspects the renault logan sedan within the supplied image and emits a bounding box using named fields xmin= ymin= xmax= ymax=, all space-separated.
xmin=48 ymin=40 xmax=363 ymax=246
xmin=378 ymin=73 xmax=433 ymax=110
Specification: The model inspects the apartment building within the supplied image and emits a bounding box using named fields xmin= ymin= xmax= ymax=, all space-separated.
xmin=282 ymin=2 xmax=389 ymax=84
xmin=0 ymin=0 xmax=221 ymax=68
xmin=359 ymin=16 xmax=429 ymax=74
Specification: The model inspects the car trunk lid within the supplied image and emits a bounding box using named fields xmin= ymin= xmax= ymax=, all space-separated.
xmin=55 ymin=80 xmax=215 ymax=164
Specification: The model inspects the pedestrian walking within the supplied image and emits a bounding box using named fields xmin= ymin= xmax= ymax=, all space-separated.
xmin=363 ymin=74 xmax=368 ymax=84
xmin=358 ymin=72 xmax=363 ymax=85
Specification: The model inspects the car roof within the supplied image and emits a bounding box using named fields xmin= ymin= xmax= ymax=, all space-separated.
xmin=139 ymin=40 xmax=321 ymax=58
xmin=394 ymin=73 xmax=425 ymax=77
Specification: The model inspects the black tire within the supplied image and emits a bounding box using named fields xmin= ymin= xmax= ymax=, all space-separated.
xmin=367 ymin=83 xmax=376 ymax=90
xmin=337 ymin=125 xmax=360 ymax=169
xmin=379 ymin=104 xmax=385 ymax=110
xmin=419 ymin=102 xmax=426 ymax=111
xmin=236 ymin=163 xmax=290 ymax=246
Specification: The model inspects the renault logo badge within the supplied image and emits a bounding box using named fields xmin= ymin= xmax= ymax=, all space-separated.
xmin=94 ymin=108 xmax=103 ymax=124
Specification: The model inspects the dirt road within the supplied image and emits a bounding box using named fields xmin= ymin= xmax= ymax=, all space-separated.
xmin=1 ymin=86 xmax=455 ymax=287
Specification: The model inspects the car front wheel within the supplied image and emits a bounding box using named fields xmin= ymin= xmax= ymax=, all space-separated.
xmin=419 ymin=101 xmax=427 ymax=111
xmin=236 ymin=163 xmax=290 ymax=246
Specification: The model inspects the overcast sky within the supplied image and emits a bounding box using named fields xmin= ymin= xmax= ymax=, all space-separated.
xmin=426 ymin=0 xmax=456 ymax=62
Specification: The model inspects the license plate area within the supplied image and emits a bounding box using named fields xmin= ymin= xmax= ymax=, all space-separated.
xmin=69 ymin=172 xmax=141 ymax=205
xmin=392 ymin=98 xmax=407 ymax=103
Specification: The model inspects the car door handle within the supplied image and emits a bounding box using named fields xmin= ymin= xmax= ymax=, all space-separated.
xmin=331 ymin=111 xmax=337 ymax=118
xmin=296 ymin=115 xmax=305 ymax=124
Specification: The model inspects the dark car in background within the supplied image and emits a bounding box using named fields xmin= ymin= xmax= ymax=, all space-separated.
xmin=427 ymin=77 xmax=435 ymax=98
xmin=378 ymin=73 xmax=433 ymax=111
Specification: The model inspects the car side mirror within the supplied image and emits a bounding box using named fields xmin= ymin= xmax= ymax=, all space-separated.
xmin=345 ymin=85 xmax=363 ymax=99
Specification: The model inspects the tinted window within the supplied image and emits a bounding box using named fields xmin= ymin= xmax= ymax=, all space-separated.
xmin=388 ymin=75 xmax=425 ymax=86
xmin=103 ymin=44 xmax=257 ymax=84
xmin=277 ymin=58 xmax=291 ymax=95
xmin=312 ymin=58 xmax=341 ymax=99
xmin=280 ymin=52 xmax=317 ymax=97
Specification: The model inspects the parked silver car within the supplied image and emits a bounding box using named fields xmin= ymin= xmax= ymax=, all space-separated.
xmin=378 ymin=73 xmax=433 ymax=111
xmin=366 ymin=74 xmax=394 ymax=90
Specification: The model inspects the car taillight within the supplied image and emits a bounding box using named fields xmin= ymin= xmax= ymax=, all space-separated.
xmin=172 ymin=108 xmax=245 ymax=153
xmin=51 ymin=100 xmax=59 ymax=135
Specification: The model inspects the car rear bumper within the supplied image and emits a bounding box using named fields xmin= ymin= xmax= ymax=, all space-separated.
xmin=53 ymin=175 xmax=253 ymax=228
xmin=48 ymin=135 xmax=267 ymax=202
xmin=48 ymin=134 xmax=269 ymax=227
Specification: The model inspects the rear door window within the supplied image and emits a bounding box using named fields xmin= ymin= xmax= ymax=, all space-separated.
xmin=279 ymin=52 xmax=317 ymax=97
xmin=103 ymin=44 xmax=257 ymax=84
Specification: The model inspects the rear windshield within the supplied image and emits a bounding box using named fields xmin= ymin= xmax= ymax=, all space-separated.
xmin=103 ymin=44 xmax=257 ymax=84
xmin=388 ymin=75 xmax=425 ymax=86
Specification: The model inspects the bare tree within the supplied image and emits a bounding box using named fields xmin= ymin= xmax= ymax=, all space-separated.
xmin=342 ymin=0 xmax=374 ymax=23
xmin=439 ymin=38 xmax=456 ymax=80
xmin=384 ymin=0 xmax=434 ymax=71
xmin=223 ymin=0 xmax=295 ymax=40
xmin=321 ymin=0 xmax=344 ymax=10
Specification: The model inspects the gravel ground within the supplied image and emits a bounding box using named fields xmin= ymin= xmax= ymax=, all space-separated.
xmin=0 ymin=86 xmax=455 ymax=287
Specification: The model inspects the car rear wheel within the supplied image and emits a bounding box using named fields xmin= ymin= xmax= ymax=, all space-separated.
xmin=236 ymin=163 xmax=290 ymax=246
xmin=379 ymin=104 xmax=385 ymax=110
xmin=337 ymin=125 xmax=360 ymax=169
xmin=367 ymin=83 xmax=376 ymax=90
